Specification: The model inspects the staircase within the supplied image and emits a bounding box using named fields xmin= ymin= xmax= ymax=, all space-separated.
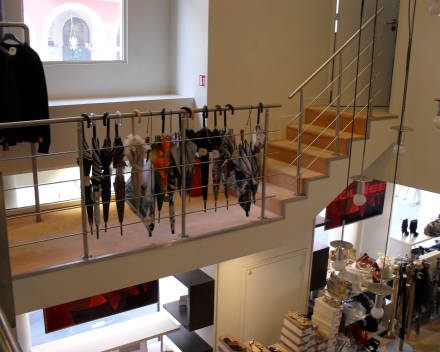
xmin=257 ymin=106 xmax=397 ymax=216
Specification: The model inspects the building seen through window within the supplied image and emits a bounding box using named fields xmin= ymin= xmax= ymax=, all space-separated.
xmin=23 ymin=0 xmax=123 ymax=62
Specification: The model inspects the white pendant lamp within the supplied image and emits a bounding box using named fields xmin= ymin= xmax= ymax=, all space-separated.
xmin=350 ymin=175 xmax=373 ymax=206
xmin=391 ymin=126 xmax=414 ymax=157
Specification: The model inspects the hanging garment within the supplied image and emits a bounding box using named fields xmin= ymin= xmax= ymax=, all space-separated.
xmin=220 ymin=129 xmax=237 ymax=209
xmin=0 ymin=43 xmax=50 ymax=153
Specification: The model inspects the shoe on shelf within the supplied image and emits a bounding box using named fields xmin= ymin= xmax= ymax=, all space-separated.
xmin=401 ymin=219 xmax=409 ymax=237
xmin=409 ymin=219 xmax=419 ymax=237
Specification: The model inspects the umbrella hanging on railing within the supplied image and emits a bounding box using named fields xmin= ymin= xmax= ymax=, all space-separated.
xmin=90 ymin=114 xmax=103 ymax=239
xmin=166 ymin=112 xmax=177 ymax=234
xmin=231 ymin=130 xmax=253 ymax=217
xmin=124 ymin=110 xmax=148 ymax=215
xmin=78 ymin=113 xmax=94 ymax=234
xmin=194 ymin=105 xmax=213 ymax=212
xmin=100 ymin=112 xmax=113 ymax=232
xmin=112 ymin=112 xmax=126 ymax=236
xmin=220 ymin=104 xmax=237 ymax=210
xmin=211 ymin=105 xmax=223 ymax=211
xmin=150 ymin=109 xmax=171 ymax=223
xmin=181 ymin=107 xmax=198 ymax=202
xmin=170 ymin=113 xmax=182 ymax=195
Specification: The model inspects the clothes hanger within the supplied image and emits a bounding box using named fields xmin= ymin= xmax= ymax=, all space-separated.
xmin=1 ymin=23 xmax=24 ymax=46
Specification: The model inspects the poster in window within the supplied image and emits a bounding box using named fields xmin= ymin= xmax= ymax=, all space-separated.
xmin=324 ymin=179 xmax=386 ymax=230
xmin=43 ymin=280 xmax=158 ymax=333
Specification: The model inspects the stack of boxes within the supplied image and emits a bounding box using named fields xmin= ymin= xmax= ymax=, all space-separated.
xmin=311 ymin=296 xmax=342 ymax=352
xmin=279 ymin=314 xmax=319 ymax=352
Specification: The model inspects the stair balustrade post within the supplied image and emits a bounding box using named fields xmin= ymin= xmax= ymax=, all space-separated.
xmin=368 ymin=33 xmax=377 ymax=119
xmin=295 ymin=90 xmax=303 ymax=195
xmin=30 ymin=143 xmax=42 ymax=223
xmin=77 ymin=122 xmax=90 ymax=259
xmin=179 ymin=114 xmax=188 ymax=238
xmin=259 ymin=109 xmax=269 ymax=220
xmin=334 ymin=54 xmax=342 ymax=156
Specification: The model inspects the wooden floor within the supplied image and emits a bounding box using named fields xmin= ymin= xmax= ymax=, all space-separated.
xmin=8 ymin=192 xmax=280 ymax=275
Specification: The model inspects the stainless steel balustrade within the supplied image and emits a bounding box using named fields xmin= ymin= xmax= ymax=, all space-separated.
xmin=0 ymin=104 xmax=281 ymax=262
xmin=0 ymin=306 xmax=22 ymax=352
xmin=287 ymin=9 xmax=383 ymax=195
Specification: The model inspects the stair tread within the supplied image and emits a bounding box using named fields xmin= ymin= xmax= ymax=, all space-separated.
xmin=268 ymin=139 xmax=342 ymax=159
xmin=307 ymin=106 xmax=398 ymax=120
xmin=267 ymin=158 xmax=323 ymax=179
xmin=287 ymin=123 xmax=365 ymax=140
xmin=256 ymin=180 xmax=297 ymax=200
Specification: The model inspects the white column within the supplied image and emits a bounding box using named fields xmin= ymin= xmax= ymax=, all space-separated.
xmin=16 ymin=313 xmax=32 ymax=352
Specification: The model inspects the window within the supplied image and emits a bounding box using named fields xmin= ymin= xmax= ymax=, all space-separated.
xmin=23 ymin=0 xmax=124 ymax=62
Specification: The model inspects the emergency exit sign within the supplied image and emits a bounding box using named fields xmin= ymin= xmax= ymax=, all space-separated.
xmin=199 ymin=75 xmax=206 ymax=87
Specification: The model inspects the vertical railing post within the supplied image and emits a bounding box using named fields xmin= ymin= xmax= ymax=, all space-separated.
xmin=259 ymin=108 xmax=269 ymax=220
xmin=179 ymin=114 xmax=188 ymax=238
xmin=334 ymin=54 xmax=342 ymax=156
xmin=0 ymin=151 xmax=17 ymax=331
xmin=77 ymin=122 xmax=90 ymax=259
xmin=296 ymin=90 xmax=304 ymax=196
xmin=30 ymin=143 xmax=42 ymax=223
xmin=368 ymin=30 xmax=377 ymax=119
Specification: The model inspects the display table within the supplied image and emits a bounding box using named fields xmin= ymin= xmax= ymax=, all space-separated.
xmin=31 ymin=312 xmax=180 ymax=352
xmin=388 ymin=232 xmax=435 ymax=258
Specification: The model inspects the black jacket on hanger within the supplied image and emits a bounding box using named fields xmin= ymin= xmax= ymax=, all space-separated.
xmin=0 ymin=43 xmax=51 ymax=153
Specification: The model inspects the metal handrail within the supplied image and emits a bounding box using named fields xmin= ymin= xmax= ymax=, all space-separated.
xmin=0 ymin=306 xmax=22 ymax=352
xmin=288 ymin=8 xmax=384 ymax=99
xmin=289 ymin=34 xmax=382 ymax=123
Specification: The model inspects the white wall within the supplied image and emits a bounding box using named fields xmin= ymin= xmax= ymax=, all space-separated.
xmin=170 ymin=0 xmax=209 ymax=129
xmin=207 ymin=0 xmax=336 ymax=140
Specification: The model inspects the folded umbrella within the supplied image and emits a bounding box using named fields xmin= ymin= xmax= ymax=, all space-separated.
xmin=232 ymin=136 xmax=253 ymax=217
xmin=181 ymin=107 xmax=198 ymax=203
xmin=211 ymin=105 xmax=223 ymax=211
xmin=194 ymin=106 xmax=213 ymax=212
xmin=112 ymin=114 xmax=126 ymax=236
xmin=244 ymin=139 xmax=260 ymax=204
xmin=100 ymin=112 xmax=113 ymax=232
xmin=91 ymin=118 xmax=103 ymax=239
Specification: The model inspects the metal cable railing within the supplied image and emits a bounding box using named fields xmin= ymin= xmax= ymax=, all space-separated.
xmin=286 ymin=9 xmax=383 ymax=195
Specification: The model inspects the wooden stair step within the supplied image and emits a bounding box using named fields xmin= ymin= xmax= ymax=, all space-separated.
xmin=255 ymin=181 xmax=300 ymax=216
xmin=286 ymin=123 xmax=364 ymax=155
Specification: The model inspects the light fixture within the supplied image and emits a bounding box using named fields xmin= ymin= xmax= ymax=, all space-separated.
xmin=429 ymin=0 xmax=440 ymax=16
xmin=330 ymin=240 xmax=353 ymax=272
xmin=391 ymin=126 xmax=414 ymax=157
xmin=69 ymin=10 xmax=78 ymax=50
xmin=368 ymin=283 xmax=393 ymax=319
xmin=350 ymin=175 xmax=373 ymax=206
xmin=433 ymin=99 xmax=440 ymax=128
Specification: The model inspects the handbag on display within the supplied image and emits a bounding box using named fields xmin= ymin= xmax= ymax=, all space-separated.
xmin=372 ymin=262 xmax=382 ymax=283
xmin=342 ymin=301 xmax=367 ymax=324
xmin=327 ymin=271 xmax=353 ymax=301
xmin=355 ymin=253 xmax=375 ymax=269
xmin=339 ymin=269 xmax=363 ymax=295
xmin=376 ymin=253 xmax=394 ymax=279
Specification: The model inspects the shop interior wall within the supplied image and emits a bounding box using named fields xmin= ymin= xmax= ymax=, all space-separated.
xmin=170 ymin=0 xmax=208 ymax=130
xmin=366 ymin=0 xmax=440 ymax=195
xmin=215 ymin=221 xmax=314 ymax=350
xmin=206 ymin=0 xmax=336 ymax=141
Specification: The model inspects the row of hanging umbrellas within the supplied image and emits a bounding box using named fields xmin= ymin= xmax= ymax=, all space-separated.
xmin=78 ymin=105 xmax=264 ymax=239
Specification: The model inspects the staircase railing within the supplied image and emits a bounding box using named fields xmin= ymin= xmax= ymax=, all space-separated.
xmin=287 ymin=8 xmax=384 ymax=196
xmin=0 ymin=306 xmax=22 ymax=352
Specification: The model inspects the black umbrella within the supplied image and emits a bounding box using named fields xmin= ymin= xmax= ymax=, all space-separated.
xmin=112 ymin=112 xmax=126 ymax=236
xmin=91 ymin=116 xmax=103 ymax=239
xmin=194 ymin=105 xmax=213 ymax=212
xmin=211 ymin=105 xmax=223 ymax=211
xmin=181 ymin=107 xmax=198 ymax=202
xmin=100 ymin=112 xmax=113 ymax=232
xmin=78 ymin=113 xmax=94 ymax=234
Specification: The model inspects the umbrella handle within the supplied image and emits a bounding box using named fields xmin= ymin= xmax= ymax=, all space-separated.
xmin=82 ymin=113 xmax=91 ymax=128
xmin=215 ymin=105 xmax=222 ymax=130
xmin=115 ymin=111 xmax=122 ymax=136
xmin=161 ymin=108 xmax=166 ymax=134
xmin=202 ymin=105 xmax=208 ymax=128
xmin=103 ymin=112 xmax=110 ymax=136
xmin=240 ymin=129 xmax=244 ymax=143
xmin=91 ymin=113 xmax=96 ymax=139
xmin=225 ymin=104 xmax=234 ymax=129
xmin=178 ymin=113 xmax=182 ymax=133
xmin=133 ymin=110 xmax=142 ymax=135
xmin=257 ymin=102 xmax=263 ymax=126
xmin=181 ymin=107 xmax=193 ymax=130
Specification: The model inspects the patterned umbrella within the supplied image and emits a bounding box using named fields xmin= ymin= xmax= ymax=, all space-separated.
xmin=112 ymin=112 xmax=126 ymax=236
xmin=91 ymin=117 xmax=103 ymax=239
xmin=251 ymin=103 xmax=265 ymax=202
xmin=181 ymin=107 xmax=198 ymax=203
xmin=232 ymin=135 xmax=253 ymax=217
xmin=244 ymin=140 xmax=260 ymax=204
xmin=194 ymin=107 xmax=213 ymax=212
xmin=167 ymin=136 xmax=176 ymax=234
xmin=149 ymin=109 xmax=171 ymax=223
xmin=100 ymin=112 xmax=113 ymax=232
xmin=220 ymin=104 xmax=237 ymax=210
xmin=211 ymin=106 xmax=223 ymax=211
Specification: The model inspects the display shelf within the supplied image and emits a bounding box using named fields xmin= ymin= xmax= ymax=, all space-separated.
xmin=31 ymin=312 xmax=179 ymax=352
xmin=167 ymin=326 xmax=213 ymax=352
xmin=388 ymin=232 xmax=436 ymax=258
xmin=163 ymin=300 xmax=190 ymax=330
xmin=164 ymin=269 xmax=214 ymax=332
